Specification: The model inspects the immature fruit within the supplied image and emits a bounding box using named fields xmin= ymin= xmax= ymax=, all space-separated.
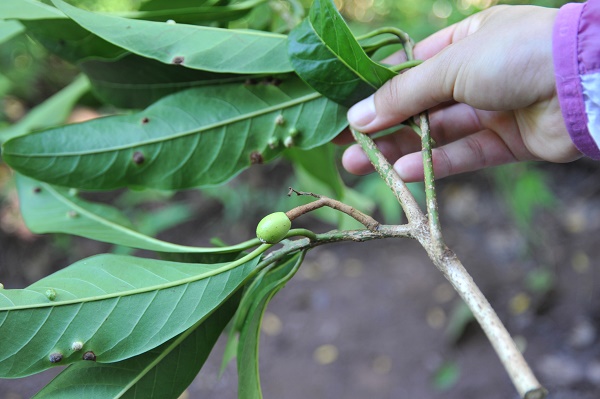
xmin=256 ymin=212 xmax=291 ymax=244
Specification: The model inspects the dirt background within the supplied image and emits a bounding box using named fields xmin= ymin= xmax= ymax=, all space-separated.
xmin=1 ymin=158 xmax=599 ymax=399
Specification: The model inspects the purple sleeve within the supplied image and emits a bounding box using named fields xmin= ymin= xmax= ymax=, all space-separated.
xmin=553 ymin=0 xmax=600 ymax=160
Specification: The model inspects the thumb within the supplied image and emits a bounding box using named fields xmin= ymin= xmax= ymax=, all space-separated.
xmin=347 ymin=9 xmax=492 ymax=132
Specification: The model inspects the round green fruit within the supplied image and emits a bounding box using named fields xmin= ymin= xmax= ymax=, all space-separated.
xmin=256 ymin=212 xmax=291 ymax=244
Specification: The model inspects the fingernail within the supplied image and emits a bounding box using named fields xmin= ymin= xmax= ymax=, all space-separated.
xmin=347 ymin=95 xmax=376 ymax=129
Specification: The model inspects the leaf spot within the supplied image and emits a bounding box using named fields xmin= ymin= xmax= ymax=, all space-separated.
xmin=261 ymin=76 xmax=282 ymax=86
xmin=268 ymin=137 xmax=279 ymax=149
xmin=71 ymin=341 xmax=83 ymax=351
xmin=141 ymin=117 xmax=150 ymax=124
xmin=67 ymin=210 xmax=79 ymax=219
xmin=284 ymin=136 xmax=294 ymax=148
xmin=250 ymin=151 xmax=263 ymax=165
xmin=132 ymin=151 xmax=145 ymax=165
xmin=172 ymin=56 xmax=185 ymax=65
xmin=45 ymin=289 xmax=57 ymax=301
xmin=49 ymin=353 xmax=63 ymax=363
xmin=83 ymin=351 xmax=96 ymax=361
xmin=33 ymin=187 xmax=42 ymax=194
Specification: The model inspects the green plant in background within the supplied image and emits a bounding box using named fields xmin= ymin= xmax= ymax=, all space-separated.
xmin=0 ymin=0 xmax=572 ymax=398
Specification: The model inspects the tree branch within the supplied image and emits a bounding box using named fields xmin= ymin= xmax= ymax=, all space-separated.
xmin=350 ymin=128 xmax=546 ymax=398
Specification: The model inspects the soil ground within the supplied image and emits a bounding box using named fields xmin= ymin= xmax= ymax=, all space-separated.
xmin=1 ymin=159 xmax=600 ymax=399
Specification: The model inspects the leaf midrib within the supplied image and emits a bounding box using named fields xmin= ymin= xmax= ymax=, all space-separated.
xmin=0 ymin=248 xmax=267 ymax=311
xmin=42 ymin=182 xmax=206 ymax=253
xmin=6 ymin=91 xmax=322 ymax=157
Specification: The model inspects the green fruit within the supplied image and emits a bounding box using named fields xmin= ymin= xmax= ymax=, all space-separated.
xmin=256 ymin=212 xmax=291 ymax=244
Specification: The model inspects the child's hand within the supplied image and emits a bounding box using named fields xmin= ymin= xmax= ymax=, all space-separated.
xmin=339 ymin=5 xmax=581 ymax=182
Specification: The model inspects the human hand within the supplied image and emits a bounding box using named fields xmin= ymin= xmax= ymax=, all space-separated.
xmin=338 ymin=5 xmax=582 ymax=182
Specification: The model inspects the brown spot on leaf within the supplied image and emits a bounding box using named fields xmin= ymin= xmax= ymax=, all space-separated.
xmin=83 ymin=351 xmax=96 ymax=361
xmin=250 ymin=151 xmax=263 ymax=165
xmin=132 ymin=151 xmax=145 ymax=165
xmin=141 ymin=117 xmax=150 ymax=124
xmin=49 ymin=353 xmax=63 ymax=363
xmin=172 ymin=56 xmax=185 ymax=65
xmin=260 ymin=76 xmax=283 ymax=86
xmin=33 ymin=187 xmax=42 ymax=194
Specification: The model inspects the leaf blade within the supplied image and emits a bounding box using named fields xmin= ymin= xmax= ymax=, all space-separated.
xmin=3 ymin=80 xmax=347 ymax=190
xmin=16 ymin=174 xmax=246 ymax=253
xmin=0 ymin=254 xmax=260 ymax=378
xmin=52 ymin=0 xmax=292 ymax=74
xmin=237 ymin=252 xmax=305 ymax=399
xmin=287 ymin=0 xmax=396 ymax=107
xmin=33 ymin=293 xmax=240 ymax=399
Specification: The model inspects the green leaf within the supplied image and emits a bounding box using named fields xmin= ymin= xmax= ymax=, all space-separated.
xmin=287 ymin=0 xmax=396 ymax=107
xmin=0 ymin=253 xmax=261 ymax=377
xmin=21 ymin=19 xmax=126 ymax=63
xmin=0 ymin=75 xmax=90 ymax=143
xmin=0 ymin=20 xmax=24 ymax=45
xmin=0 ymin=0 xmax=64 ymax=20
xmin=16 ymin=174 xmax=237 ymax=253
xmin=3 ymin=79 xmax=347 ymax=190
xmin=139 ymin=0 xmax=216 ymax=11
xmin=52 ymin=0 xmax=292 ymax=74
xmin=33 ymin=292 xmax=241 ymax=399
xmin=237 ymin=252 xmax=304 ymax=399
xmin=79 ymin=53 xmax=267 ymax=109
xmin=113 ymin=0 xmax=267 ymax=24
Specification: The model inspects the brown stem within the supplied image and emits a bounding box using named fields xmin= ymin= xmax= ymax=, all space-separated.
xmin=286 ymin=187 xmax=380 ymax=231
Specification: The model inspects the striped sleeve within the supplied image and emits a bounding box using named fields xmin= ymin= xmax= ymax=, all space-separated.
xmin=553 ymin=0 xmax=600 ymax=159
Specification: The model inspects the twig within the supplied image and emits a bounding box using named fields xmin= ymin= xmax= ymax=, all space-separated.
xmin=350 ymin=128 xmax=426 ymax=227
xmin=419 ymin=112 xmax=444 ymax=253
xmin=286 ymin=187 xmax=380 ymax=231
xmin=350 ymin=128 xmax=546 ymax=398
xmin=261 ymin=226 xmax=414 ymax=266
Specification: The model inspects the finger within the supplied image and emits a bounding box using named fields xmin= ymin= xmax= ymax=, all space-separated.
xmin=394 ymin=129 xmax=522 ymax=182
xmin=428 ymin=102 xmax=483 ymax=144
xmin=342 ymin=127 xmax=420 ymax=175
xmin=346 ymin=11 xmax=492 ymax=133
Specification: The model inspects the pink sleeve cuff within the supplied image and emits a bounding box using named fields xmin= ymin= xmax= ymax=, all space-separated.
xmin=553 ymin=0 xmax=600 ymax=160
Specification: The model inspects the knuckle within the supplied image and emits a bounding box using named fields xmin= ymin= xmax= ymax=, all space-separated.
xmin=434 ymin=147 xmax=453 ymax=178
xmin=464 ymin=136 xmax=487 ymax=168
